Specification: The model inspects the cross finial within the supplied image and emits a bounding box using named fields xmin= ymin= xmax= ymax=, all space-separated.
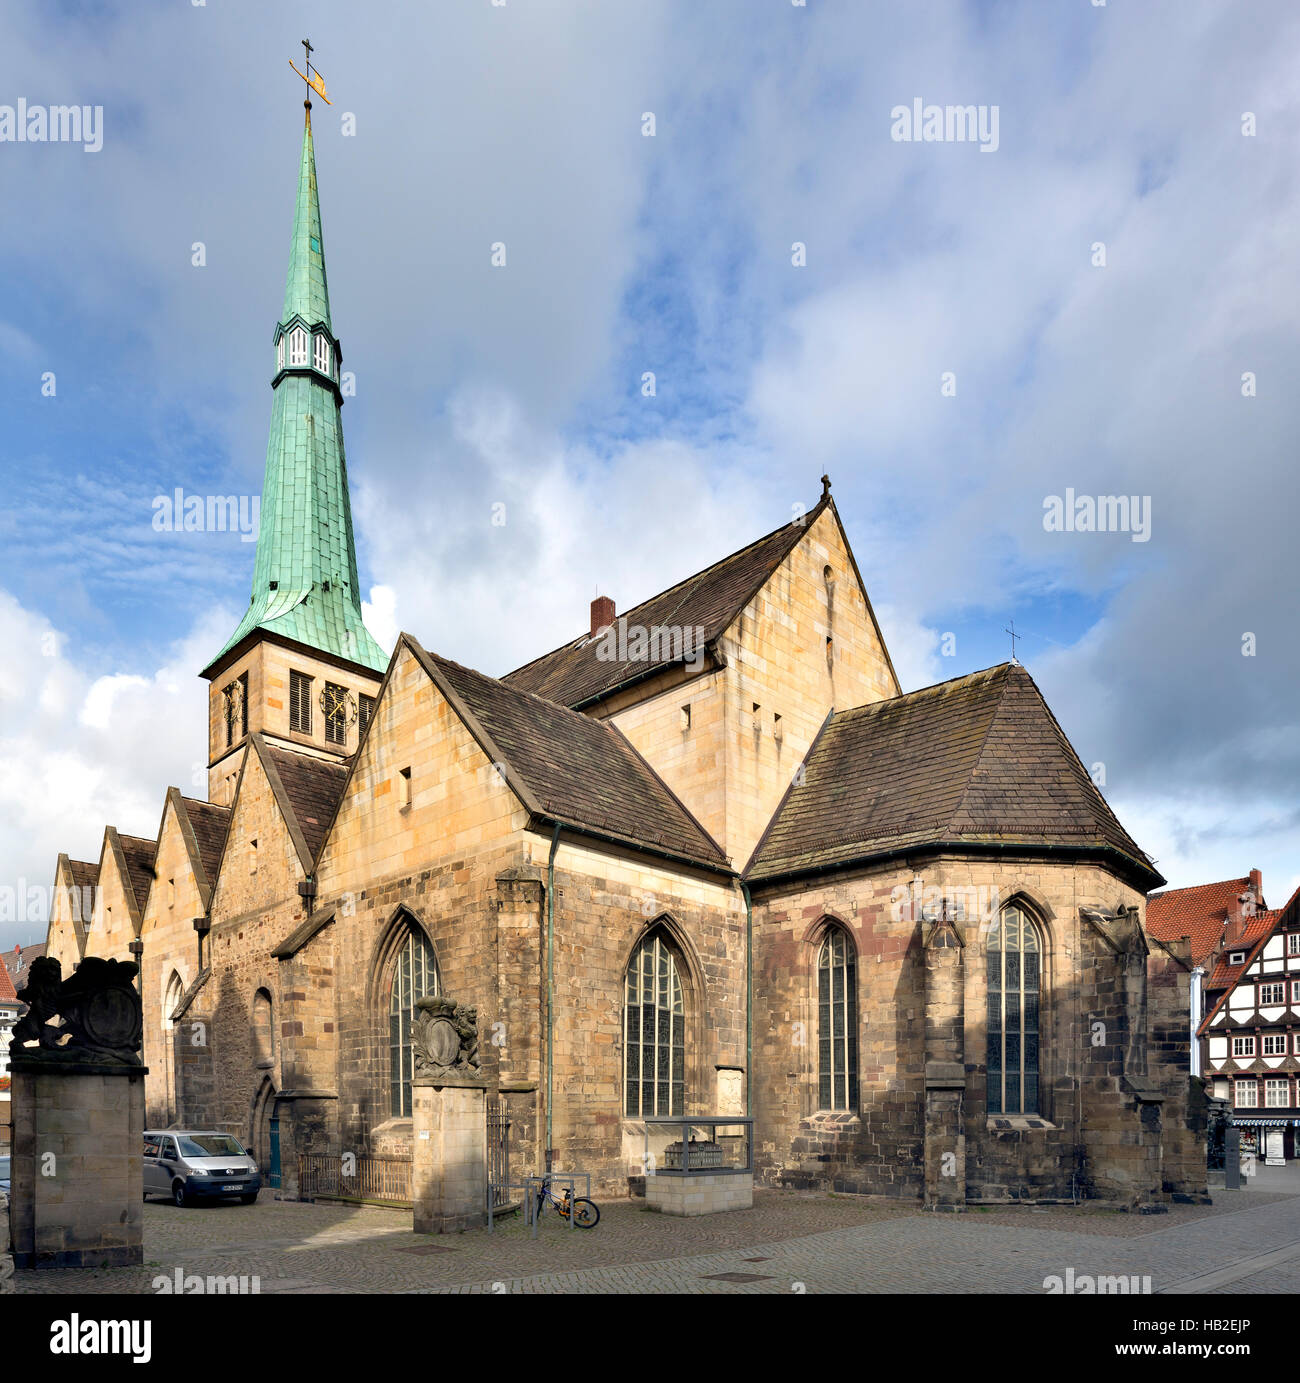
xmin=820 ymin=474 xmax=831 ymax=500
xmin=290 ymin=38 xmax=331 ymax=117
xmin=1004 ymin=619 xmax=1021 ymax=665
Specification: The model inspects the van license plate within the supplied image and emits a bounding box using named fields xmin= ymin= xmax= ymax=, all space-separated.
xmin=222 ymin=1184 xmax=240 ymax=1191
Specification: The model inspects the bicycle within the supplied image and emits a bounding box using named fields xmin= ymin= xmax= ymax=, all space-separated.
xmin=534 ymin=1176 xmax=600 ymax=1228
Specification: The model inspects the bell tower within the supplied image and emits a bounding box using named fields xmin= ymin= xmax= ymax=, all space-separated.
xmin=201 ymin=73 xmax=388 ymax=805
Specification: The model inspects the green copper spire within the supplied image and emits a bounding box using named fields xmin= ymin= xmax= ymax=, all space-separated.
xmin=281 ymin=110 xmax=332 ymax=332
xmin=206 ymin=107 xmax=388 ymax=677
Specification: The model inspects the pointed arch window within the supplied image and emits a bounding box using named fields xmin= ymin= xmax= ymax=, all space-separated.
xmin=624 ymin=930 xmax=685 ymax=1117
xmin=387 ymin=924 xmax=439 ymax=1118
xmin=288 ymin=326 xmax=309 ymax=367
xmin=987 ymin=905 xmax=1041 ymax=1115
xmin=314 ymin=333 xmax=332 ymax=377
xmin=818 ymin=927 xmax=858 ymax=1111
xmin=163 ymin=970 xmax=184 ymax=1031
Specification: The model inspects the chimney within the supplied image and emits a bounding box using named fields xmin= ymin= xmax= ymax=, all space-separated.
xmin=591 ymin=595 xmax=615 ymax=637
xmin=1249 ymin=868 xmax=1262 ymax=902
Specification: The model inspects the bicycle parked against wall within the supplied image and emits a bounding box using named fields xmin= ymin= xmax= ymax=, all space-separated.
xmin=534 ymin=1176 xmax=600 ymax=1227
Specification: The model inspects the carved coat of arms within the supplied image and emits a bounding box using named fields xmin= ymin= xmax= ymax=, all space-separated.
xmin=411 ymin=995 xmax=481 ymax=1080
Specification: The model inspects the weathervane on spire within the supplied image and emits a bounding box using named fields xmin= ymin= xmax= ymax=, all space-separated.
xmin=290 ymin=38 xmax=332 ymax=115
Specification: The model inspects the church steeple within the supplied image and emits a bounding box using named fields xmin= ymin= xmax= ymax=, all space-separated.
xmin=204 ymin=99 xmax=387 ymax=680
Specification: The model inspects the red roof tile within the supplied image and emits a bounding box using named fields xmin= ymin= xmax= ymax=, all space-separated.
xmin=1146 ymin=876 xmax=1259 ymax=968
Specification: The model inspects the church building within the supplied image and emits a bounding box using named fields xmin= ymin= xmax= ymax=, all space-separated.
xmin=43 ymin=100 xmax=1207 ymax=1209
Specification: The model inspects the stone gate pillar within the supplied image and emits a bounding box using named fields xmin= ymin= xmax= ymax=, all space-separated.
xmin=8 ymin=956 xmax=148 ymax=1268
xmin=923 ymin=913 xmax=966 ymax=1211
xmin=408 ymin=994 xmax=487 ymax=1234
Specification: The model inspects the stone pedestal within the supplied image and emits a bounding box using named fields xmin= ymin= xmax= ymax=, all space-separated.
xmin=411 ymin=1078 xmax=487 ymax=1234
xmin=9 ymin=1059 xmax=147 ymax=1269
xmin=646 ymin=1171 xmax=753 ymax=1215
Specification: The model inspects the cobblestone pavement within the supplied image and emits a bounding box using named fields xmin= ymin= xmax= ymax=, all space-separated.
xmin=12 ymin=1184 xmax=1300 ymax=1294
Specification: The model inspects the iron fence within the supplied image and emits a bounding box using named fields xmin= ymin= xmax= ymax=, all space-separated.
xmin=298 ymin=1153 xmax=412 ymax=1206
xmin=487 ymin=1100 xmax=510 ymax=1209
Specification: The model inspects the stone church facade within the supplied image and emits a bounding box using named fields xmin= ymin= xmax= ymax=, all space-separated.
xmin=43 ymin=105 xmax=1207 ymax=1209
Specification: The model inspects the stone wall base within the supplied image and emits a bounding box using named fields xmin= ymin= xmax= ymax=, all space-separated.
xmin=646 ymin=1171 xmax=753 ymax=1215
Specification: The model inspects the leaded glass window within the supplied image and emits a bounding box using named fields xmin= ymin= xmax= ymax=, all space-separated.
xmin=624 ymin=931 xmax=685 ymax=1117
xmin=818 ymin=928 xmax=858 ymax=1110
xmin=986 ymin=905 xmax=1040 ymax=1115
xmin=388 ymin=926 xmax=439 ymax=1118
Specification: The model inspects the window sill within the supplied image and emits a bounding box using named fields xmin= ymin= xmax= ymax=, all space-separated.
xmin=986 ymin=1115 xmax=1056 ymax=1132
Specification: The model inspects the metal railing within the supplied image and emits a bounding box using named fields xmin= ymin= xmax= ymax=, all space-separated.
xmin=487 ymin=1101 xmax=511 ymax=1209
xmin=298 ymin=1153 xmax=412 ymax=1206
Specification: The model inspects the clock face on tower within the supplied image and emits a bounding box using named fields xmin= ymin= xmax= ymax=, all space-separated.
xmin=319 ymin=683 xmax=357 ymax=745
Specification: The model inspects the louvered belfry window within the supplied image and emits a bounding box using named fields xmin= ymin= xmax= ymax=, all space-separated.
xmin=624 ymin=931 xmax=685 ymax=1117
xmin=986 ymin=906 xmax=1041 ymax=1115
xmin=289 ymin=670 xmax=312 ymax=734
xmin=818 ymin=929 xmax=858 ymax=1111
xmin=288 ymin=326 xmax=309 ymax=367
xmin=358 ymin=693 xmax=376 ymax=737
xmin=389 ymin=926 xmax=439 ymax=1118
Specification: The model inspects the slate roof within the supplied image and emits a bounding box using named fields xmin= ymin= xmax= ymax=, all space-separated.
xmin=1146 ymin=876 xmax=1258 ymax=969
xmin=745 ymin=663 xmax=1161 ymax=887
xmin=263 ymin=744 xmax=351 ymax=863
xmin=179 ymin=797 xmax=232 ymax=889
xmin=503 ymin=496 xmax=835 ymax=709
xmin=414 ymin=641 xmax=729 ymax=871
xmin=117 ymin=834 xmax=158 ymax=915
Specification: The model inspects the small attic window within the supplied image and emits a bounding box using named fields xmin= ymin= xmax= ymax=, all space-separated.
xmin=1229 ymin=951 xmax=1245 ymax=965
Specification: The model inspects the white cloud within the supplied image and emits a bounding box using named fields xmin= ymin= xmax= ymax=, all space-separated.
xmin=0 ymin=591 xmax=230 ymax=948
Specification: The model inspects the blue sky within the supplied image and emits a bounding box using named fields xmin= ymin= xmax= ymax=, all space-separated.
xmin=0 ymin=0 xmax=1298 ymax=947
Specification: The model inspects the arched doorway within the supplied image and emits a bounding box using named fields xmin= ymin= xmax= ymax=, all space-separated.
xmin=250 ymin=1077 xmax=279 ymax=1188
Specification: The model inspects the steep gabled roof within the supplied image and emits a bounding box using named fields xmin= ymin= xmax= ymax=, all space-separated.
xmin=1205 ymin=910 xmax=1278 ymax=989
xmin=1198 ymin=885 xmax=1300 ymax=1035
xmin=745 ymin=662 xmax=1161 ymax=888
xmin=503 ymin=495 xmax=838 ymax=709
xmin=408 ymin=637 xmax=729 ymax=872
xmin=66 ymin=861 xmax=97 ymax=893
xmin=0 ymin=960 xmax=17 ymax=1005
xmin=116 ymin=833 xmax=158 ymax=919
xmin=261 ymin=742 xmax=352 ymax=865
xmin=178 ymin=796 xmax=232 ymax=894
xmin=1147 ymin=875 xmax=1258 ymax=969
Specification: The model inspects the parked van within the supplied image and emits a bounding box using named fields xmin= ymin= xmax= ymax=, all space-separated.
xmin=143 ymin=1130 xmax=261 ymax=1207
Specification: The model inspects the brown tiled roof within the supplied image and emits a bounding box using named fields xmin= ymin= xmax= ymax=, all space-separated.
xmin=502 ymin=497 xmax=831 ymax=708
xmin=180 ymin=797 xmax=231 ymax=889
xmin=67 ymin=860 xmax=98 ymax=893
xmin=117 ymin=834 xmax=157 ymax=915
xmin=0 ymin=960 xmax=17 ymax=1004
xmin=3 ymin=941 xmax=46 ymax=990
xmin=418 ymin=643 xmax=729 ymax=871
xmin=745 ymin=663 xmax=1160 ymax=886
xmin=263 ymin=745 xmax=351 ymax=863
xmin=1147 ymin=876 xmax=1257 ymax=968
